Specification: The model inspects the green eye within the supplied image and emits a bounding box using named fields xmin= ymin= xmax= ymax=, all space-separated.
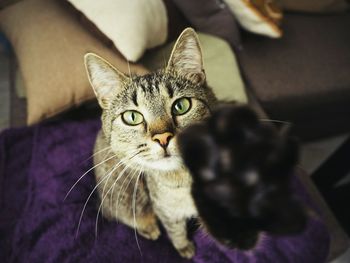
xmin=173 ymin=98 xmax=191 ymax=115
xmin=122 ymin=111 xmax=144 ymax=126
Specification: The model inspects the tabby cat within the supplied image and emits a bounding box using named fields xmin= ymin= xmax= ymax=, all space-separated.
xmin=84 ymin=28 xmax=306 ymax=259
xmin=84 ymin=28 xmax=216 ymax=258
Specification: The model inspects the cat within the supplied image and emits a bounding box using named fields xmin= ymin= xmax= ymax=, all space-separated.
xmin=84 ymin=28 xmax=216 ymax=258
xmin=85 ymin=28 xmax=306 ymax=258
xmin=178 ymin=103 xmax=307 ymax=250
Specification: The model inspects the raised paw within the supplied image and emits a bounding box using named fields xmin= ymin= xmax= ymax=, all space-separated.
xmin=177 ymin=103 xmax=306 ymax=250
xmin=176 ymin=241 xmax=195 ymax=259
xmin=137 ymin=223 xmax=161 ymax=240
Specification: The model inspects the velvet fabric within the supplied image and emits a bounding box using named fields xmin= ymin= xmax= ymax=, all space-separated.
xmin=0 ymin=116 xmax=330 ymax=262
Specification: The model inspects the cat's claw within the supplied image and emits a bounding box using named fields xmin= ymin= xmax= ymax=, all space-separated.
xmin=177 ymin=241 xmax=195 ymax=259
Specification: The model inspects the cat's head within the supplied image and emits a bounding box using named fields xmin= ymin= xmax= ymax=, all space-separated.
xmin=84 ymin=28 xmax=216 ymax=173
xmin=178 ymin=104 xmax=307 ymax=250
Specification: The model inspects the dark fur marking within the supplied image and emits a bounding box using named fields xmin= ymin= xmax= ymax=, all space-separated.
xmin=165 ymin=82 xmax=174 ymax=98
xmin=139 ymin=83 xmax=146 ymax=93
xmin=132 ymin=90 xmax=138 ymax=106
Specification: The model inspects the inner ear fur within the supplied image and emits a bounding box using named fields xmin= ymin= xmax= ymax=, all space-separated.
xmin=166 ymin=28 xmax=205 ymax=84
xmin=84 ymin=52 xmax=129 ymax=109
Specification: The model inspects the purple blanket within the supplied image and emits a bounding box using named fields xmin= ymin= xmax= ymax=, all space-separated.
xmin=0 ymin=117 xmax=330 ymax=262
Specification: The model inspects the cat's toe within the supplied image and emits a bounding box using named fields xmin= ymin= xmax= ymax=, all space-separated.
xmin=177 ymin=241 xmax=196 ymax=259
xmin=137 ymin=224 xmax=161 ymax=240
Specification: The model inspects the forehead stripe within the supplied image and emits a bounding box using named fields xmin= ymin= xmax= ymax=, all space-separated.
xmin=165 ymin=82 xmax=174 ymax=98
xmin=132 ymin=90 xmax=138 ymax=106
xmin=139 ymin=82 xmax=146 ymax=93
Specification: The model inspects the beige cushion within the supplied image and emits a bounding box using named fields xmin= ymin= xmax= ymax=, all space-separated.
xmin=67 ymin=0 xmax=168 ymax=62
xmin=279 ymin=0 xmax=349 ymax=13
xmin=0 ymin=0 xmax=149 ymax=125
xmin=141 ymin=33 xmax=248 ymax=103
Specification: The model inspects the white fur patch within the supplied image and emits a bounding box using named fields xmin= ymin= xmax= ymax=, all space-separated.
xmin=220 ymin=148 xmax=232 ymax=171
xmin=200 ymin=168 xmax=216 ymax=181
xmin=147 ymin=156 xmax=183 ymax=172
xmin=245 ymin=170 xmax=259 ymax=185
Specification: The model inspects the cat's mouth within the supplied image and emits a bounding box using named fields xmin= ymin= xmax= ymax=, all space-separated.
xmin=163 ymin=150 xmax=171 ymax=158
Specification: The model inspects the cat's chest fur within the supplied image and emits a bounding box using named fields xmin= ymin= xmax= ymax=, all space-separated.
xmin=146 ymin=172 xmax=198 ymax=220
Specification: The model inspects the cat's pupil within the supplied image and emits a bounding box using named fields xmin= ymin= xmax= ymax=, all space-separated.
xmin=122 ymin=111 xmax=143 ymax=126
xmin=173 ymin=98 xmax=191 ymax=115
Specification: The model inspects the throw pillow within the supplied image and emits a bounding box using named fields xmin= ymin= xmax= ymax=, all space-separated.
xmin=225 ymin=0 xmax=283 ymax=38
xmin=67 ymin=0 xmax=168 ymax=62
xmin=0 ymin=0 xmax=149 ymax=125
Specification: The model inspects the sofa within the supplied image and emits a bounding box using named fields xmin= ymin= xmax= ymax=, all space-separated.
xmin=0 ymin=0 xmax=349 ymax=262
xmin=238 ymin=12 xmax=350 ymax=141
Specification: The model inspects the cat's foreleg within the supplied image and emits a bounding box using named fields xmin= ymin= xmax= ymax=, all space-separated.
xmin=157 ymin=215 xmax=195 ymax=259
xmin=96 ymin=173 xmax=161 ymax=241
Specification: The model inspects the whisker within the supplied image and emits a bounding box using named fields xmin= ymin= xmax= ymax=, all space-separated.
xmin=132 ymin=168 xmax=143 ymax=256
xmin=94 ymin=149 xmax=143 ymax=237
xmin=127 ymin=60 xmax=132 ymax=77
xmin=94 ymin=166 xmax=119 ymax=237
xmin=114 ymin=166 xmax=139 ymax=220
xmin=100 ymin=165 xmax=115 ymax=208
xmin=260 ymin=118 xmax=291 ymax=125
xmin=75 ymin=148 xmax=144 ymax=237
xmin=81 ymin=146 xmax=111 ymax=163
xmin=95 ymin=161 xmax=134 ymax=237
xmin=109 ymin=164 xmax=129 ymax=212
xmin=64 ymin=152 xmax=118 ymax=201
xmin=75 ymin=163 xmax=119 ymax=238
xmin=95 ymin=162 xmax=133 ymax=237
xmin=111 ymin=148 xmax=146 ymax=218
xmin=76 ymin=152 xmax=138 ymax=237
xmin=66 ymin=148 xmax=142 ymax=202
xmin=162 ymin=50 xmax=167 ymax=70
xmin=99 ymin=156 xmax=131 ymax=199
xmin=109 ymin=162 xmax=129 ymax=210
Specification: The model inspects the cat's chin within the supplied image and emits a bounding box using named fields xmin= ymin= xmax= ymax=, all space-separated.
xmin=145 ymin=156 xmax=183 ymax=172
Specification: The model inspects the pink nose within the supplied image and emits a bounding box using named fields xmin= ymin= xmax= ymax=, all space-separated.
xmin=152 ymin=132 xmax=173 ymax=147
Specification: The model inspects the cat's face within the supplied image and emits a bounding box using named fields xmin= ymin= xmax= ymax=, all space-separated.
xmin=95 ymin=73 xmax=213 ymax=172
xmin=85 ymin=29 xmax=216 ymax=172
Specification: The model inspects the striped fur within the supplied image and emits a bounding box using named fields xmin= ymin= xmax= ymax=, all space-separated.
xmin=85 ymin=28 xmax=217 ymax=258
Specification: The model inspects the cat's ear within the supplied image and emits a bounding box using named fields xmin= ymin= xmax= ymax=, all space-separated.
xmin=166 ymin=28 xmax=205 ymax=84
xmin=84 ymin=53 xmax=128 ymax=109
